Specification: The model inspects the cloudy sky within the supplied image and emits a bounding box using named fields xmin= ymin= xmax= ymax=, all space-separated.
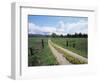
xmin=28 ymin=15 xmax=88 ymax=35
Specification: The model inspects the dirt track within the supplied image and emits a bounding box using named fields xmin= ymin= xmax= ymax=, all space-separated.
xmin=48 ymin=39 xmax=88 ymax=64
xmin=48 ymin=40 xmax=71 ymax=65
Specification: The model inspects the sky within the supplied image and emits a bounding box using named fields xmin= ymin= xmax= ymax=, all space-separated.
xmin=28 ymin=15 xmax=88 ymax=35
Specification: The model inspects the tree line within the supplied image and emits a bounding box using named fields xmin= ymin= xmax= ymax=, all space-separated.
xmin=28 ymin=32 xmax=88 ymax=38
xmin=51 ymin=33 xmax=88 ymax=38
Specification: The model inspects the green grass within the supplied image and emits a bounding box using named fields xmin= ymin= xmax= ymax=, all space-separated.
xmin=49 ymin=40 xmax=87 ymax=64
xmin=28 ymin=37 xmax=88 ymax=65
xmin=51 ymin=38 xmax=88 ymax=58
xmin=28 ymin=37 xmax=58 ymax=66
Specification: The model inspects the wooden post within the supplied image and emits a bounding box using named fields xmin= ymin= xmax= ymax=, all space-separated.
xmin=41 ymin=39 xmax=44 ymax=49
xmin=73 ymin=43 xmax=75 ymax=48
xmin=29 ymin=48 xmax=34 ymax=55
xmin=66 ymin=40 xmax=68 ymax=47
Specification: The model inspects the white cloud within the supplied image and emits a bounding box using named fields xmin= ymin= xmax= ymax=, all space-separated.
xmin=66 ymin=20 xmax=88 ymax=34
xmin=28 ymin=23 xmax=56 ymax=35
xmin=28 ymin=20 xmax=88 ymax=35
xmin=56 ymin=20 xmax=88 ymax=35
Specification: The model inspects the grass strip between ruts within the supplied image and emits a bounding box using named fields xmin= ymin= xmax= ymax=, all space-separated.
xmin=49 ymin=39 xmax=87 ymax=64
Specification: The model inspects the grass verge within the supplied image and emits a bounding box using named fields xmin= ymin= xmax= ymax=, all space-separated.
xmin=28 ymin=37 xmax=58 ymax=66
xmin=49 ymin=39 xmax=87 ymax=64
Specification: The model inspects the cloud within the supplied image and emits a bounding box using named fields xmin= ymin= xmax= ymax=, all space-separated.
xmin=28 ymin=19 xmax=88 ymax=35
xmin=28 ymin=23 xmax=56 ymax=35
xmin=65 ymin=20 xmax=88 ymax=34
xmin=56 ymin=20 xmax=88 ymax=35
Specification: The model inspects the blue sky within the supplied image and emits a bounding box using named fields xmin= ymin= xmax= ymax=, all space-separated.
xmin=28 ymin=15 xmax=88 ymax=35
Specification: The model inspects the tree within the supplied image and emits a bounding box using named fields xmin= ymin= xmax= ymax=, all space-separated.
xmin=60 ymin=34 xmax=63 ymax=38
xmin=52 ymin=33 xmax=57 ymax=37
xmin=79 ymin=33 xmax=82 ymax=38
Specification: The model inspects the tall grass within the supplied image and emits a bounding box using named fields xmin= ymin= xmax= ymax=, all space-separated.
xmin=28 ymin=37 xmax=58 ymax=66
xmin=51 ymin=38 xmax=88 ymax=58
xmin=49 ymin=40 xmax=87 ymax=64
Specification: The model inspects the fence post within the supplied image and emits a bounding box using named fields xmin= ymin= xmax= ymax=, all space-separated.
xmin=41 ymin=39 xmax=44 ymax=49
xmin=73 ymin=43 xmax=75 ymax=48
xmin=66 ymin=40 xmax=68 ymax=47
xmin=29 ymin=48 xmax=34 ymax=55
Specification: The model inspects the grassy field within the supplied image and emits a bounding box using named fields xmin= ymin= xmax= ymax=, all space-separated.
xmin=28 ymin=37 xmax=58 ymax=66
xmin=28 ymin=37 xmax=88 ymax=66
xmin=51 ymin=38 xmax=88 ymax=58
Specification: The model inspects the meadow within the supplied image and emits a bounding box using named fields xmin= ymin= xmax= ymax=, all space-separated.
xmin=51 ymin=38 xmax=88 ymax=58
xmin=28 ymin=37 xmax=58 ymax=66
xmin=28 ymin=36 xmax=88 ymax=66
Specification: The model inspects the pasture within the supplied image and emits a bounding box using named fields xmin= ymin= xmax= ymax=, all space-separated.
xmin=28 ymin=37 xmax=58 ymax=66
xmin=28 ymin=37 xmax=88 ymax=66
xmin=51 ymin=38 xmax=88 ymax=58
